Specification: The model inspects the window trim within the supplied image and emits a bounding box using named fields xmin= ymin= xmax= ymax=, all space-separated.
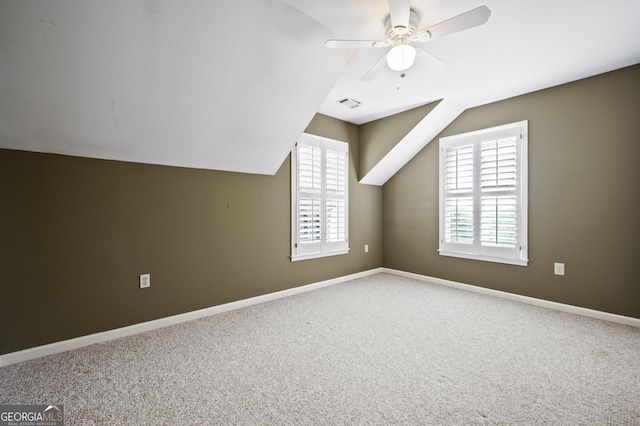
xmin=438 ymin=120 xmax=528 ymax=266
xmin=291 ymin=133 xmax=349 ymax=262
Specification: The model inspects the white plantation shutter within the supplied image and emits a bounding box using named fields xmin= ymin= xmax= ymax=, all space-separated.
xmin=292 ymin=133 xmax=349 ymax=260
xmin=299 ymin=198 xmax=321 ymax=244
xmin=439 ymin=121 xmax=528 ymax=266
xmin=445 ymin=197 xmax=473 ymax=244
xmin=297 ymin=145 xmax=322 ymax=246
xmin=325 ymin=148 xmax=347 ymax=247
xmin=298 ymin=144 xmax=322 ymax=193
xmin=444 ymin=144 xmax=474 ymax=244
xmin=480 ymin=138 xmax=517 ymax=248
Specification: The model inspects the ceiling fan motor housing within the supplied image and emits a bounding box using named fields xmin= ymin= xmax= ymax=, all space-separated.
xmin=385 ymin=10 xmax=419 ymax=43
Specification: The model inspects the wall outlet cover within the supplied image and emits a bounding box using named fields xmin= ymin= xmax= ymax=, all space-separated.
xmin=140 ymin=274 xmax=151 ymax=288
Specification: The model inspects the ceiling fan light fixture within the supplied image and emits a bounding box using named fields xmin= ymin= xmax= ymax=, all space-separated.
xmin=386 ymin=41 xmax=416 ymax=71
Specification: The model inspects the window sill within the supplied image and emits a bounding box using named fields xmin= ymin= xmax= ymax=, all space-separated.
xmin=438 ymin=250 xmax=528 ymax=266
xmin=291 ymin=249 xmax=350 ymax=262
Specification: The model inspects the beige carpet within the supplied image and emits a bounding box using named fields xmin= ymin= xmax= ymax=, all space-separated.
xmin=1 ymin=273 xmax=639 ymax=425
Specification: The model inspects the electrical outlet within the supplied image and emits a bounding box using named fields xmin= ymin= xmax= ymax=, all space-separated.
xmin=554 ymin=263 xmax=565 ymax=276
xmin=140 ymin=273 xmax=151 ymax=288
xmin=365 ymin=244 xmax=369 ymax=253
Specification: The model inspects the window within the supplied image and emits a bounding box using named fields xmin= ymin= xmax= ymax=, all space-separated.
xmin=439 ymin=120 xmax=528 ymax=266
xmin=291 ymin=133 xmax=349 ymax=261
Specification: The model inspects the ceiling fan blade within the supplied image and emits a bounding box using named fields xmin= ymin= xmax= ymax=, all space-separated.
xmin=361 ymin=53 xmax=388 ymax=82
xmin=416 ymin=5 xmax=491 ymax=42
xmin=388 ymin=0 xmax=411 ymax=29
xmin=414 ymin=48 xmax=447 ymax=74
xmin=325 ymin=39 xmax=389 ymax=49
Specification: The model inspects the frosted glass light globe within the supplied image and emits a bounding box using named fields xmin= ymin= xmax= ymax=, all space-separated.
xmin=387 ymin=43 xmax=416 ymax=71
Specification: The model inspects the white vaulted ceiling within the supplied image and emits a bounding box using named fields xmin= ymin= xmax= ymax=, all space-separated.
xmin=1 ymin=0 xmax=640 ymax=176
xmin=307 ymin=0 xmax=640 ymax=124
xmin=0 ymin=1 xmax=352 ymax=174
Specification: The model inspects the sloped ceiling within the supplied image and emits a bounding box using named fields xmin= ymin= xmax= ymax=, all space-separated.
xmin=312 ymin=0 xmax=640 ymax=125
xmin=0 ymin=0 xmax=352 ymax=174
xmin=1 ymin=0 xmax=640 ymax=176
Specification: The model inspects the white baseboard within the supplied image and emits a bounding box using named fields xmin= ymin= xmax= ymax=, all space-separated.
xmin=382 ymin=268 xmax=640 ymax=328
xmin=0 ymin=268 xmax=384 ymax=368
xmin=4 ymin=267 xmax=636 ymax=368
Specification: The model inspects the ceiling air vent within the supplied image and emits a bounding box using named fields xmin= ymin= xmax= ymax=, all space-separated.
xmin=337 ymin=97 xmax=361 ymax=109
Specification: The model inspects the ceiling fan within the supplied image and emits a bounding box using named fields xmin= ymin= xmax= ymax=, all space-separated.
xmin=325 ymin=0 xmax=491 ymax=81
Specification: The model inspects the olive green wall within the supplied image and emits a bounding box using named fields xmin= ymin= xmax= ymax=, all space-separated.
xmin=382 ymin=64 xmax=640 ymax=318
xmin=359 ymin=101 xmax=439 ymax=180
xmin=3 ymin=66 xmax=639 ymax=356
xmin=0 ymin=114 xmax=383 ymax=355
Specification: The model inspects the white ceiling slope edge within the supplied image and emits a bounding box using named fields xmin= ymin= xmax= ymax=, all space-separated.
xmin=360 ymin=98 xmax=464 ymax=186
xmin=1 ymin=0 xmax=640 ymax=178
xmin=0 ymin=1 xmax=353 ymax=175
